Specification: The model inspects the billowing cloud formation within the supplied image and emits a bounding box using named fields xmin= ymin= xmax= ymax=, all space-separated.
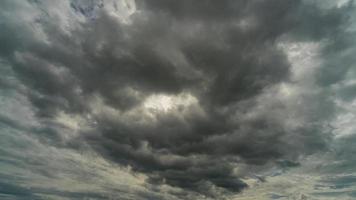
xmin=1 ymin=0 xmax=356 ymax=199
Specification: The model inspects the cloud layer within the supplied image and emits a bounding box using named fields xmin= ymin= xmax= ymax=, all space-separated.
xmin=1 ymin=0 xmax=356 ymax=199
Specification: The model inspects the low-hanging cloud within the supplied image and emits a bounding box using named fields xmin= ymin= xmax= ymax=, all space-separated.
xmin=1 ymin=0 xmax=356 ymax=199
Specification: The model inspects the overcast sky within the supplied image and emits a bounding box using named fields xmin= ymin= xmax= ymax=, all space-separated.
xmin=1 ymin=0 xmax=356 ymax=199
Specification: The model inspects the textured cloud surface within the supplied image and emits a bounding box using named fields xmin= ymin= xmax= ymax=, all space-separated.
xmin=1 ymin=0 xmax=356 ymax=199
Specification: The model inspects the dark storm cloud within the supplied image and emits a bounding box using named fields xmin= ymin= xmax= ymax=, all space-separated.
xmin=1 ymin=0 xmax=355 ymax=198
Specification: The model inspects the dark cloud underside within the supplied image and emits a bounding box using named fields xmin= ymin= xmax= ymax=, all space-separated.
xmin=1 ymin=0 xmax=356 ymax=199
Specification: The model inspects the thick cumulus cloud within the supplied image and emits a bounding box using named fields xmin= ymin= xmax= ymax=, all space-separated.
xmin=1 ymin=0 xmax=356 ymax=199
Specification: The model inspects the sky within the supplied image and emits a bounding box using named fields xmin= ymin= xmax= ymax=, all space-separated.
xmin=1 ymin=0 xmax=356 ymax=199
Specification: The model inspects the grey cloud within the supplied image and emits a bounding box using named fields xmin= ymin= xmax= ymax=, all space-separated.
xmin=1 ymin=0 xmax=356 ymax=199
